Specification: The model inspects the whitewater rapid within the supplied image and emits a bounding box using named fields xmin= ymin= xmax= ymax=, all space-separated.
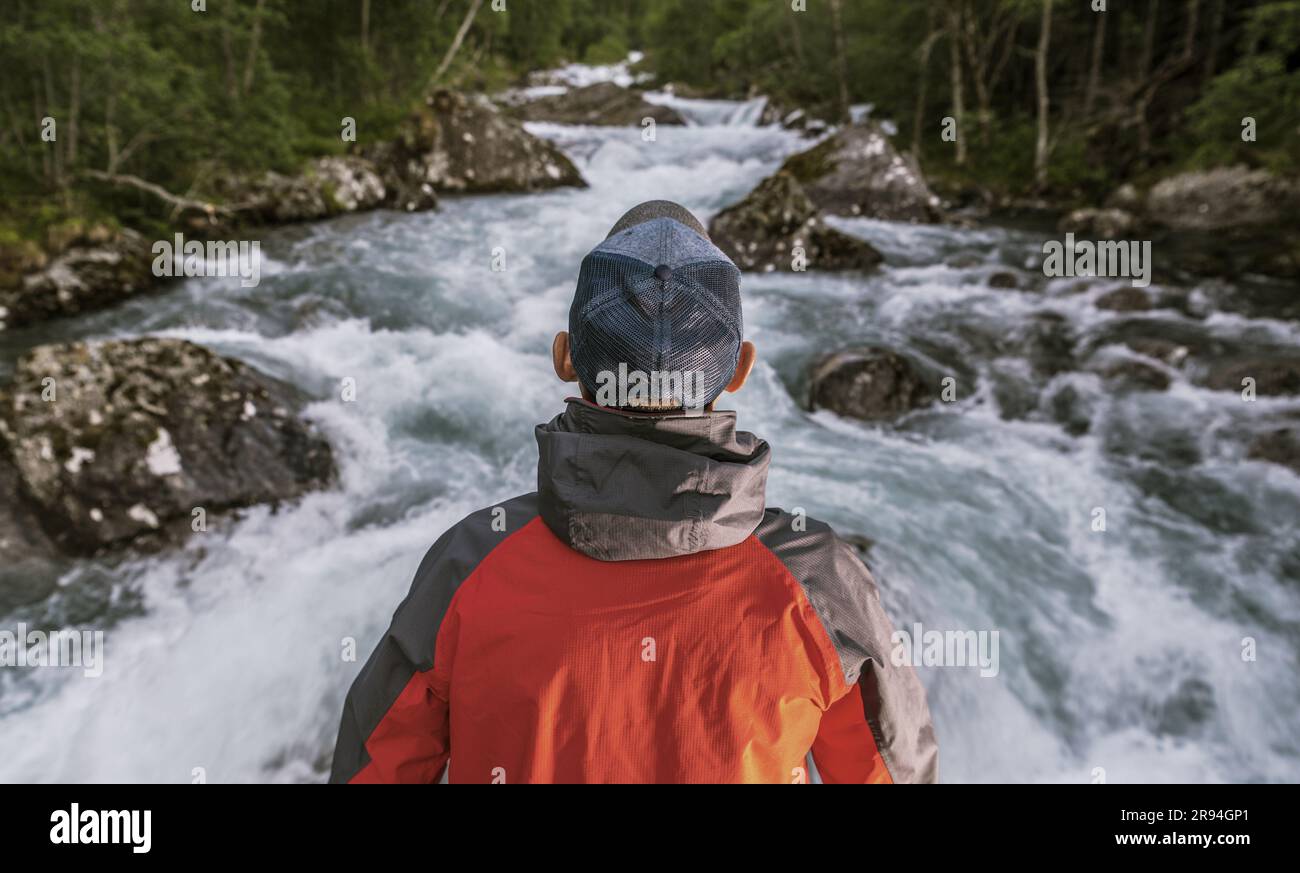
xmin=1 ymin=94 xmax=1297 ymax=784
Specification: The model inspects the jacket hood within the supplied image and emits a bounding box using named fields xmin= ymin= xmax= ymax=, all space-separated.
xmin=535 ymin=399 xmax=770 ymax=561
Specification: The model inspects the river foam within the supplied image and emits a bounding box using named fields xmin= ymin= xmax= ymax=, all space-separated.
xmin=1 ymin=84 xmax=1297 ymax=784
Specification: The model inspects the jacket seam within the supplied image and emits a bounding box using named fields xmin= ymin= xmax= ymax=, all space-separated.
xmin=747 ymin=534 xmax=853 ymax=709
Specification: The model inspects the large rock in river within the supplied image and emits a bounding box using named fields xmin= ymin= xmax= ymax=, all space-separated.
xmin=0 ymin=227 xmax=156 ymax=331
xmin=220 ymin=156 xmax=390 ymax=224
xmin=1249 ymin=424 xmax=1300 ymax=476
xmin=808 ymin=347 xmax=934 ymax=421
xmin=514 ymin=82 xmax=685 ymax=127
xmin=779 ymin=122 xmax=943 ymax=223
xmin=367 ymin=89 xmax=586 ymax=202
xmin=1204 ymin=356 xmax=1300 ymax=396
xmin=0 ymin=338 xmax=336 ymax=555
xmin=1145 ymin=166 xmax=1300 ymax=232
xmin=1059 ymin=207 xmax=1139 ymax=239
xmin=0 ymin=449 xmax=61 ymax=610
xmin=708 ymin=172 xmax=883 ymax=273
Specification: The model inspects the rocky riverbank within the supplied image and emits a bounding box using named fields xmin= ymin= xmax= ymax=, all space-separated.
xmin=0 ymin=89 xmax=586 ymax=334
xmin=0 ymin=338 xmax=336 ymax=609
xmin=708 ymin=121 xmax=940 ymax=274
xmin=1061 ymin=166 xmax=1300 ymax=281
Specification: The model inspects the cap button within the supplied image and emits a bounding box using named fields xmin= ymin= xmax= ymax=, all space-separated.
xmin=654 ymin=264 xmax=673 ymax=281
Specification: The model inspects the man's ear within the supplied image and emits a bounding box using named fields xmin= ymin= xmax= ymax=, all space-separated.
xmin=724 ymin=341 xmax=757 ymax=394
xmin=552 ymin=331 xmax=579 ymax=383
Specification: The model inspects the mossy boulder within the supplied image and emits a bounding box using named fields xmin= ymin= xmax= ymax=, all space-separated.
xmin=708 ymin=172 xmax=883 ymax=273
xmin=367 ymin=89 xmax=586 ymax=202
xmin=779 ymin=122 xmax=942 ymax=223
xmin=514 ymin=82 xmax=685 ymax=127
xmin=0 ymin=338 xmax=336 ymax=556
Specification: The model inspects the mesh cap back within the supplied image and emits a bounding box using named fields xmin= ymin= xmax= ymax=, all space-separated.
xmin=569 ymin=204 xmax=742 ymax=410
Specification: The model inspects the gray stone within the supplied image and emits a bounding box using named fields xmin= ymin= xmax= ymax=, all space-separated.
xmin=1 ymin=228 xmax=156 ymax=331
xmin=708 ymin=172 xmax=883 ymax=273
xmin=809 ymin=347 xmax=934 ymax=421
xmin=367 ymin=89 xmax=586 ymax=200
xmin=0 ymin=338 xmax=336 ymax=556
xmin=778 ymin=122 xmax=943 ymax=222
xmin=514 ymin=82 xmax=685 ymax=126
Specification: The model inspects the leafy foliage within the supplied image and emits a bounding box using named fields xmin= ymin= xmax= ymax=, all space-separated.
xmin=1 ymin=0 xmax=1295 ymax=240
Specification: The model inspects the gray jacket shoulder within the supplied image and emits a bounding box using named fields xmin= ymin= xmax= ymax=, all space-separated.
xmin=753 ymin=507 xmax=889 ymax=686
xmin=393 ymin=492 xmax=540 ymax=669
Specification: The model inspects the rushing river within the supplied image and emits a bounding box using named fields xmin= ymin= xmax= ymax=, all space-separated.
xmin=1 ymin=90 xmax=1298 ymax=784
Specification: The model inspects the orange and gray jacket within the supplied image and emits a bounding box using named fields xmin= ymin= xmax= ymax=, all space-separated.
xmin=330 ymin=398 xmax=938 ymax=783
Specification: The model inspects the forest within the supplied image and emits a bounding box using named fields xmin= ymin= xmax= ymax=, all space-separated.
xmin=1 ymin=0 xmax=1297 ymax=245
xmin=2 ymin=1 xmax=1299 ymax=789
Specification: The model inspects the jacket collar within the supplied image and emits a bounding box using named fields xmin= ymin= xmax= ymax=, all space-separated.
xmin=535 ymin=399 xmax=770 ymax=561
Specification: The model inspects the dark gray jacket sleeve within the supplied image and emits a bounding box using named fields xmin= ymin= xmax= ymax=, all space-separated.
xmin=755 ymin=509 xmax=939 ymax=783
xmin=329 ymin=494 xmax=537 ymax=783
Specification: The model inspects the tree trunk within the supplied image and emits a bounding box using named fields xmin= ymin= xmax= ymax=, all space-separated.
xmin=1203 ymin=0 xmax=1224 ymax=82
xmin=242 ymin=0 xmax=267 ymax=95
xmin=1034 ymin=0 xmax=1052 ymax=191
xmin=829 ymin=0 xmax=852 ymax=124
xmin=429 ymin=0 xmax=485 ymax=88
xmin=42 ymin=55 xmax=61 ymax=187
xmin=1137 ymin=0 xmax=1160 ymax=164
xmin=1084 ymin=9 xmax=1105 ymax=115
xmin=791 ymin=9 xmax=805 ymax=65
xmin=1182 ymin=0 xmax=1200 ymax=60
xmin=1140 ymin=0 xmax=1159 ymax=76
xmin=946 ymin=2 xmax=966 ymax=167
xmin=68 ymin=56 xmax=81 ymax=170
xmin=360 ymin=0 xmax=371 ymax=58
xmin=221 ymin=26 xmax=239 ymax=100
xmin=959 ymin=0 xmax=1012 ymax=148
xmin=912 ymin=11 xmax=943 ymax=157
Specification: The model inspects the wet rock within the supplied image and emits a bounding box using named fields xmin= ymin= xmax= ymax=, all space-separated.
xmin=1133 ymin=167 xmax=1300 ymax=281
xmin=1102 ymin=359 xmax=1171 ymax=392
xmin=0 ymin=338 xmax=336 ymax=556
xmin=367 ymin=89 xmax=586 ymax=199
xmin=778 ymin=122 xmax=943 ymax=223
xmin=1248 ymin=425 xmax=1300 ymax=475
xmin=1152 ymin=675 xmax=1217 ymax=738
xmin=221 ymin=156 xmax=390 ymax=224
xmin=1095 ymin=286 xmax=1152 ymax=312
xmin=1204 ymin=357 xmax=1300 ymax=396
xmin=946 ymin=253 xmax=984 ymax=269
xmin=987 ymin=271 xmax=1020 ymax=290
xmin=1059 ymin=207 xmax=1138 ymax=239
xmin=1040 ymin=381 xmax=1092 ymax=436
xmin=988 ymin=360 xmax=1040 ymax=422
xmin=0 ymin=449 xmax=62 ymax=610
xmin=1125 ymin=337 xmax=1191 ymax=367
xmin=0 ymin=228 xmax=156 ymax=331
xmin=1017 ymin=313 xmax=1077 ymax=378
xmin=1043 ymin=381 xmax=1094 ymax=436
xmin=514 ymin=82 xmax=685 ymax=126
xmin=808 ymin=347 xmax=933 ymax=422
xmin=1105 ymin=183 xmax=1143 ymax=212
xmin=1082 ymin=318 xmax=1224 ymax=367
xmin=758 ymin=97 xmax=831 ymax=135
xmin=1145 ymin=166 xmax=1300 ymax=232
xmin=842 ymin=532 xmax=876 ymax=557
xmin=708 ymin=172 xmax=883 ymax=273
